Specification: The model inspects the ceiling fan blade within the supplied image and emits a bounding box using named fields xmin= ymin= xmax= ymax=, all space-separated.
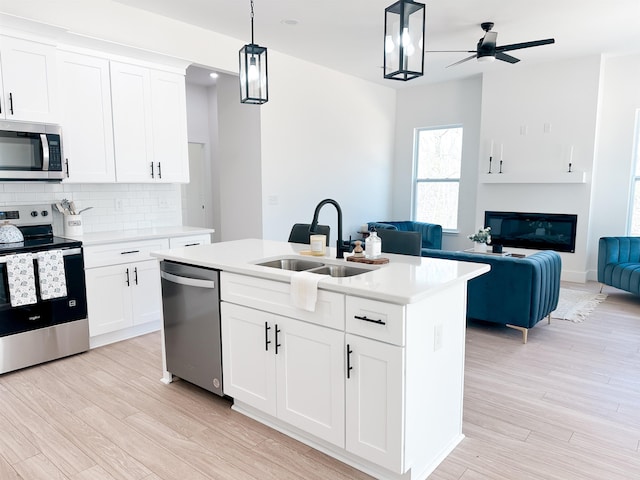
xmin=495 ymin=52 xmax=520 ymax=64
xmin=446 ymin=54 xmax=477 ymax=68
xmin=498 ymin=38 xmax=555 ymax=52
xmin=480 ymin=31 xmax=497 ymax=49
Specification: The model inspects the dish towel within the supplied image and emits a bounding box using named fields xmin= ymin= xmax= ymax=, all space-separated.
xmin=290 ymin=271 xmax=326 ymax=312
xmin=6 ymin=253 xmax=38 ymax=307
xmin=36 ymin=249 xmax=68 ymax=300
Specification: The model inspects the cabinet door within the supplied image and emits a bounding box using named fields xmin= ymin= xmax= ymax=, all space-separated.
xmin=345 ymin=334 xmax=405 ymax=473
xmin=149 ymin=69 xmax=189 ymax=183
xmin=58 ymin=51 xmax=115 ymax=182
xmin=110 ymin=61 xmax=154 ymax=182
xmin=221 ymin=303 xmax=277 ymax=415
xmin=131 ymin=259 xmax=162 ymax=326
xmin=0 ymin=36 xmax=58 ymax=123
xmin=85 ymin=264 xmax=132 ymax=336
xmin=276 ymin=318 xmax=345 ymax=447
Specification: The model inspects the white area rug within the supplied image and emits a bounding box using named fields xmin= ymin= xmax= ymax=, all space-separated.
xmin=551 ymin=288 xmax=608 ymax=322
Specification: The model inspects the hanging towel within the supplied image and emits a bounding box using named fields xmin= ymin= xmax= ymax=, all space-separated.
xmin=6 ymin=253 xmax=37 ymax=307
xmin=290 ymin=271 xmax=326 ymax=312
xmin=36 ymin=249 xmax=68 ymax=300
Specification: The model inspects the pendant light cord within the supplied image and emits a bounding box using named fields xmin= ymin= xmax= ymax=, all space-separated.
xmin=250 ymin=0 xmax=255 ymax=45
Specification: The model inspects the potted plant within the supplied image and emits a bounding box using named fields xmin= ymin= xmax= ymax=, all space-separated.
xmin=468 ymin=226 xmax=491 ymax=252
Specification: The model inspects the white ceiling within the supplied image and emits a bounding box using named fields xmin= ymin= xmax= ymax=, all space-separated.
xmin=114 ymin=0 xmax=640 ymax=87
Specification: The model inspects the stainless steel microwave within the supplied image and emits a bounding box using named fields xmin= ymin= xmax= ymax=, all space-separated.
xmin=0 ymin=121 xmax=64 ymax=181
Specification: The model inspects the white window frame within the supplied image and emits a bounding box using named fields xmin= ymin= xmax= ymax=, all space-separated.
xmin=412 ymin=124 xmax=463 ymax=232
xmin=628 ymin=109 xmax=640 ymax=235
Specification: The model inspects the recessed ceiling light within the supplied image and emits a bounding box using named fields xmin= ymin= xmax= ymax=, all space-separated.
xmin=209 ymin=72 xmax=219 ymax=79
xmin=281 ymin=19 xmax=299 ymax=26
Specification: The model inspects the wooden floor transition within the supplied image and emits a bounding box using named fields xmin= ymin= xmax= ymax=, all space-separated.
xmin=0 ymin=281 xmax=639 ymax=479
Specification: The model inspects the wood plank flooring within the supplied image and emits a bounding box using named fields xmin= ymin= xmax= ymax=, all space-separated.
xmin=0 ymin=281 xmax=639 ymax=479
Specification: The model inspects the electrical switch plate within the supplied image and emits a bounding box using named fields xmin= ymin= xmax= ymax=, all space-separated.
xmin=434 ymin=324 xmax=443 ymax=351
xmin=544 ymin=123 xmax=552 ymax=133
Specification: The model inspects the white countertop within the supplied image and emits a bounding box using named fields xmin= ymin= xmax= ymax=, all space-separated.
xmin=151 ymin=238 xmax=490 ymax=305
xmin=65 ymin=226 xmax=214 ymax=246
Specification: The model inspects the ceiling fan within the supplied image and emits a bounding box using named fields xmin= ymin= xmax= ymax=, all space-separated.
xmin=429 ymin=22 xmax=555 ymax=68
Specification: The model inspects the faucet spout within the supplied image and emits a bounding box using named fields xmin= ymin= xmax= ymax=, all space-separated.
xmin=310 ymin=198 xmax=350 ymax=259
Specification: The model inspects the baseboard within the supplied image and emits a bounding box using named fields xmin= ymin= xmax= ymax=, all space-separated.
xmin=560 ymin=269 xmax=587 ymax=283
xmin=89 ymin=320 xmax=160 ymax=349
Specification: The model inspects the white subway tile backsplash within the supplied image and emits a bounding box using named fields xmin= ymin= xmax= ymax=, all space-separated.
xmin=0 ymin=182 xmax=182 ymax=235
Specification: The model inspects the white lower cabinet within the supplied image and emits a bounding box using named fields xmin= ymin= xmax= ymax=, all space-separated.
xmin=345 ymin=333 xmax=404 ymax=473
xmin=85 ymin=259 xmax=161 ymax=337
xmin=221 ymin=302 xmax=345 ymax=447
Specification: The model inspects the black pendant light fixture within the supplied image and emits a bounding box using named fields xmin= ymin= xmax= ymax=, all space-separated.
xmin=383 ymin=0 xmax=425 ymax=81
xmin=239 ymin=0 xmax=268 ymax=104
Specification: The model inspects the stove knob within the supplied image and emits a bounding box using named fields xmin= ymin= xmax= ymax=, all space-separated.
xmin=41 ymin=210 xmax=49 ymax=217
xmin=30 ymin=211 xmax=38 ymax=217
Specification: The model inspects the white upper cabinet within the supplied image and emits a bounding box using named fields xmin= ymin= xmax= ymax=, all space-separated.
xmin=0 ymin=35 xmax=59 ymax=123
xmin=57 ymin=51 xmax=116 ymax=182
xmin=149 ymin=69 xmax=189 ymax=183
xmin=110 ymin=61 xmax=155 ymax=183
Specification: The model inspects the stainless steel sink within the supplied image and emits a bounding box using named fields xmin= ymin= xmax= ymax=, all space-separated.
xmin=307 ymin=265 xmax=370 ymax=277
xmin=256 ymin=258 xmax=324 ymax=271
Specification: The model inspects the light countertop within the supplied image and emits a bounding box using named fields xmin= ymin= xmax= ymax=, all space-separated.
xmin=64 ymin=226 xmax=214 ymax=246
xmin=151 ymin=238 xmax=490 ymax=305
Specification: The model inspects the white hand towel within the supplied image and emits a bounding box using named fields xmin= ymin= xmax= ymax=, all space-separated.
xmin=6 ymin=253 xmax=37 ymax=307
xmin=290 ymin=271 xmax=326 ymax=312
xmin=36 ymin=249 xmax=68 ymax=300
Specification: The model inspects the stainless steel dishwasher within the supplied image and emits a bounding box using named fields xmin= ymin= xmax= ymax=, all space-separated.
xmin=160 ymin=260 xmax=223 ymax=396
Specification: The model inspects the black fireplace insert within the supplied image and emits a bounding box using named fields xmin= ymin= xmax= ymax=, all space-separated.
xmin=484 ymin=211 xmax=578 ymax=253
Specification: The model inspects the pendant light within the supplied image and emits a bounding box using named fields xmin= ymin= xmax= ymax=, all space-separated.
xmin=239 ymin=0 xmax=268 ymax=104
xmin=383 ymin=0 xmax=425 ymax=81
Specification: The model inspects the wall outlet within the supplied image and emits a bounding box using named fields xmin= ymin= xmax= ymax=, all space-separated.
xmin=114 ymin=198 xmax=123 ymax=211
xmin=434 ymin=324 xmax=444 ymax=351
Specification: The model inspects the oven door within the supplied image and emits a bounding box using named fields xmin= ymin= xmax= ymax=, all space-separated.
xmin=0 ymin=248 xmax=87 ymax=338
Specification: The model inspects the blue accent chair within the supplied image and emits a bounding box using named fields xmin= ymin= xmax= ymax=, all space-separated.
xmin=367 ymin=221 xmax=443 ymax=253
xmin=422 ymin=249 xmax=562 ymax=343
xmin=598 ymin=237 xmax=640 ymax=296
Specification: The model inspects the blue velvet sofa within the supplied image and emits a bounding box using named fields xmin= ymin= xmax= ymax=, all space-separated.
xmin=598 ymin=237 xmax=640 ymax=296
xmin=367 ymin=221 xmax=443 ymax=252
xmin=422 ymin=249 xmax=562 ymax=343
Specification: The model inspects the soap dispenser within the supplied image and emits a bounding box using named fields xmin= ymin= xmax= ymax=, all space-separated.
xmin=365 ymin=230 xmax=382 ymax=259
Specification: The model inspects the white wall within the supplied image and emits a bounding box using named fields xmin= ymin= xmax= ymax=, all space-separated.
xmin=260 ymin=50 xmax=396 ymax=244
xmin=393 ymin=76 xmax=483 ymax=251
xmin=477 ymin=56 xmax=603 ymax=282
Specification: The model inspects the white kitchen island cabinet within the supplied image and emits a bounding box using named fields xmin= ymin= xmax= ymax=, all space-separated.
xmin=152 ymin=239 xmax=489 ymax=480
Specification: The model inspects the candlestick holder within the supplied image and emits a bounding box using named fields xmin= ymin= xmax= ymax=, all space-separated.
xmin=568 ymin=162 xmax=572 ymax=173
xmin=499 ymin=160 xmax=503 ymax=174
xmin=488 ymin=156 xmax=493 ymax=174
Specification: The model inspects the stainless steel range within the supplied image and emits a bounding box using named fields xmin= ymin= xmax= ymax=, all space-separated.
xmin=0 ymin=204 xmax=88 ymax=374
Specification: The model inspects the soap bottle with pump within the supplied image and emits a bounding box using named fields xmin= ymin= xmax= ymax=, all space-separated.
xmin=365 ymin=230 xmax=382 ymax=259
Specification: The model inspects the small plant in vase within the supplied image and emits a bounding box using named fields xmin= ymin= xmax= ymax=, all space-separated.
xmin=468 ymin=227 xmax=491 ymax=252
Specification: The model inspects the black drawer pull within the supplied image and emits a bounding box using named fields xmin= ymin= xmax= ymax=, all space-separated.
xmin=184 ymin=243 xmax=200 ymax=247
xmin=120 ymin=250 xmax=140 ymax=255
xmin=354 ymin=315 xmax=386 ymax=325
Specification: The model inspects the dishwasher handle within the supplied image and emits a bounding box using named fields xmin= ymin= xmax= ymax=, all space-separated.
xmin=160 ymin=270 xmax=216 ymax=289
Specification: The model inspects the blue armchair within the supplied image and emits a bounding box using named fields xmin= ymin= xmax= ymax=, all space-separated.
xmin=367 ymin=221 xmax=443 ymax=253
xmin=598 ymin=237 xmax=640 ymax=296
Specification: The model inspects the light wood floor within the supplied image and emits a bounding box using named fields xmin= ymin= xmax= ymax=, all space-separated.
xmin=0 ymin=281 xmax=639 ymax=480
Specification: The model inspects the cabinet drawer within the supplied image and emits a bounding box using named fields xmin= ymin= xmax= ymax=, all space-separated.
xmin=221 ymin=272 xmax=344 ymax=330
xmin=169 ymin=234 xmax=211 ymax=248
xmin=346 ymin=296 xmax=405 ymax=346
xmin=84 ymin=238 xmax=169 ymax=268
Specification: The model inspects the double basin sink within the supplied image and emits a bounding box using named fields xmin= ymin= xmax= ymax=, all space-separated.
xmin=256 ymin=257 xmax=375 ymax=278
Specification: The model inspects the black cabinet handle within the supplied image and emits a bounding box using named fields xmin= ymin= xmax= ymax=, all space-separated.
xmin=9 ymin=93 xmax=13 ymax=115
xmin=184 ymin=243 xmax=199 ymax=247
xmin=134 ymin=267 xmax=138 ymax=285
xmin=275 ymin=324 xmax=281 ymax=354
xmin=125 ymin=268 xmax=130 ymax=286
xmin=346 ymin=344 xmax=353 ymax=379
xmin=120 ymin=250 xmax=140 ymax=255
xmin=265 ymin=322 xmax=271 ymax=351
xmin=157 ymin=162 xmax=162 ymax=179
xmin=65 ymin=158 xmax=70 ymax=177
xmin=150 ymin=162 xmax=155 ymax=178
xmin=354 ymin=315 xmax=386 ymax=325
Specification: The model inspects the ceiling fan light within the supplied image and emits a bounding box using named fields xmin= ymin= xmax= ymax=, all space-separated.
xmin=383 ymin=0 xmax=425 ymax=81
xmin=477 ymin=55 xmax=495 ymax=63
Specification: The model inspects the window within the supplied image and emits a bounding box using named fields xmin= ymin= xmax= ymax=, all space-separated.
xmin=413 ymin=126 xmax=463 ymax=231
xmin=630 ymin=111 xmax=640 ymax=235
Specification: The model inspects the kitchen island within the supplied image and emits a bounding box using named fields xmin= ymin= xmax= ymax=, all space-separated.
xmin=152 ymin=239 xmax=489 ymax=480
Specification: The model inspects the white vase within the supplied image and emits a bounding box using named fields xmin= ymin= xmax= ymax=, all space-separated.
xmin=474 ymin=242 xmax=486 ymax=252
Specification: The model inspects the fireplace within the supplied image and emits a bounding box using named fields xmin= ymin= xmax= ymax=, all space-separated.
xmin=484 ymin=211 xmax=578 ymax=253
